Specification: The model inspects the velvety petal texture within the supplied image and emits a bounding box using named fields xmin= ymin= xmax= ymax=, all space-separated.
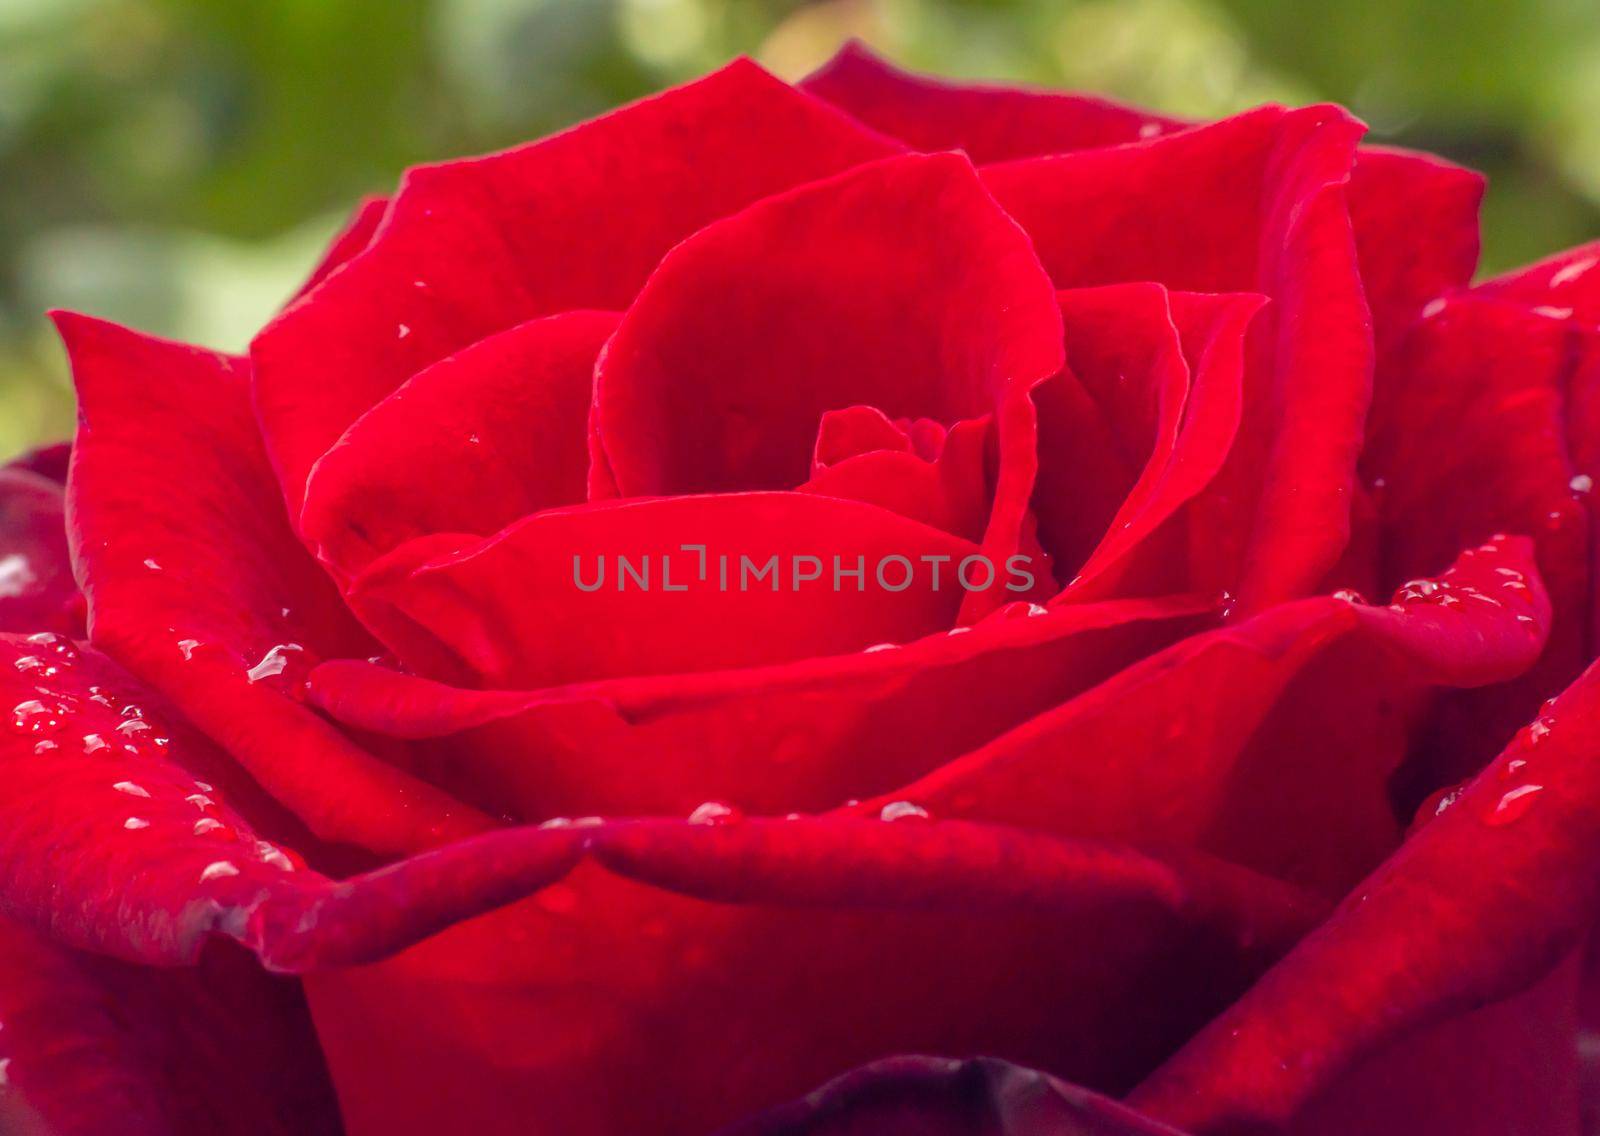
xmin=6 ymin=48 xmax=1599 ymax=1136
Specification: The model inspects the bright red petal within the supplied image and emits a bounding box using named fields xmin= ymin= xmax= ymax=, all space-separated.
xmin=253 ymin=60 xmax=899 ymax=514
xmin=54 ymin=313 xmax=491 ymax=854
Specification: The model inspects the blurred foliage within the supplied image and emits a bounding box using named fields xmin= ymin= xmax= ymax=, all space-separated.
xmin=2 ymin=0 xmax=1597 ymax=455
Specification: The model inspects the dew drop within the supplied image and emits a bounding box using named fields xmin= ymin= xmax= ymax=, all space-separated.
xmin=176 ymin=639 xmax=202 ymax=661
xmin=199 ymin=860 xmax=240 ymax=882
xmin=112 ymin=781 xmax=150 ymax=798
xmin=13 ymin=655 xmax=59 ymax=678
xmin=1571 ymin=474 xmax=1594 ymax=494
xmin=9 ymin=698 xmax=65 ymax=736
xmin=863 ymin=642 xmax=898 ymax=654
xmin=124 ymin=817 xmax=149 ymax=831
xmin=1487 ymin=784 xmax=1545 ymax=826
xmin=687 ymin=801 xmax=741 ymax=825
xmin=246 ymin=643 xmax=304 ymax=684
xmin=1332 ymin=588 xmax=1367 ymax=604
xmin=81 ymin=734 xmax=108 ymax=754
xmin=23 ymin=632 xmax=78 ymax=663
xmin=193 ymin=818 xmax=225 ymax=836
xmin=879 ymin=800 xmax=930 ymax=822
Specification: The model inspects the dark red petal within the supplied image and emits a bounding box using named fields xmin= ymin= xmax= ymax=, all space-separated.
xmin=0 ymin=465 xmax=82 ymax=638
xmin=1476 ymin=238 xmax=1600 ymax=324
xmin=801 ymin=41 xmax=1187 ymax=161
xmin=270 ymin=818 xmax=1318 ymax=1136
xmin=800 ymin=414 xmax=993 ymax=543
xmin=1130 ymin=655 xmax=1600 ymax=1134
xmin=301 ymin=310 xmax=617 ymax=578
xmin=0 ymin=619 xmax=1320 ymax=1136
xmin=1364 ymin=295 xmax=1590 ymax=787
xmin=54 ymin=313 xmax=491 ymax=854
xmin=288 ymin=194 xmax=390 ymax=303
xmin=871 ymin=537 xmax=1549 ymax=893
xmin=348 ymin=492 xmax=988 ymax=689
xmin=8 ymin=442 xmax=71 ymax=484
xmin=985 ymin=105 xmax=1371 ymax=611
xmin=0 ymin=919 xmax=340 ymax=1136
xmin=253 ymin=60 xmax=899 ymax=513
xmin=1347 ymin=147 xmax=1482 ymax=354
xmin=1036 ymin=286 xmax=1262 ymax=597
xmin=718 ymin=1056 xmax=1187 ymax=1136
xmin=591 ymin=151 xmax=1063 ymax=496
xmin=308 ymin=596 xmax=1207 ymax=821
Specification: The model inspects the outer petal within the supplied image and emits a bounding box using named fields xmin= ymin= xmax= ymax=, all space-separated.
xmin=54 ymin=313 xmax=491 ymax=854
xmin=301 ymin=310 xmax=617 ymax=578
xmin=801 ymin=41 xmax=1187 ymax=160
xmin=252 ymin=60 xmax=900 ymax=513
xmin=1364 ymin=295 xmax=1591 ymax=792
xmin=984 ymin=105 xmax=1372 ymax=612
xmin=718 ymin=1056 xmax=1187 ymax=1136
xmin=868 ymin=537 xmax=1550 ymax=893
xmin=0 ymin=920 xmax=340 ymax=1136
xmin=283 ymin=818 xmax=1319 ymax=1136
xmin=1129 ymin=656 xmax=1600 ymax=1135
xmin=0 ymin=622 xmax=1320 ymax=1136
xmin=288 ymin=194 xmax=390 ymax=303
xmin=0 ymin=461 xmax=82 ymax=638
xmin=803 ymin=44 xmax=1481 ymax=350
xmin=307 ymin=596 xmax=1208 ymax=822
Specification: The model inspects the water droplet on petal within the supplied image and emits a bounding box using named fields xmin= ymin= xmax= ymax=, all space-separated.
xmin=13 ymin=655 xmax=59 ymax=678
xmin=124 ymin=817 xmax=149 ymax=830
xmin=23 ymin=632 xmax=78 ymax=663
xmin=1487 ymin=784 xmax=1545 ymax=826
xmin=112 ymin=781 xmax=150 ymax=798
xmin=1332 ymin=588 xmax=1367 ymax=604
xmin=199 ymin=860 xmax=240 ymax=882
xmin=688 ymin=801 xmax=741 ymax=825
xmin=863 ymin=642 xmax=897 ymax=654
xmin=246 ymin=643 xmax=305 ymax=684
xmin=1571 ymin=474 xmax=1594 ymax=494
xmin=193 ymin=818 xmax=225 ymax=836
xmin=879 ymin=800 xmax=930 ymax=822
xmin=81 ymin=734 xmax=108 ymax=754
xmin=176 ymin=639 xmax=202 ymax=661
xmin=9 ymin=699 xmax=65 ymax=736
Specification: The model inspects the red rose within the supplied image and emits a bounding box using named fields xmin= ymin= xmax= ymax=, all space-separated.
xmin=2 ymin=43 xmax=1599 ymax=1135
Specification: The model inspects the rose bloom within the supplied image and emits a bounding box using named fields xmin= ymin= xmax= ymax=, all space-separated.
xmin=4 ymin=43 xmax=1600 ymax=1136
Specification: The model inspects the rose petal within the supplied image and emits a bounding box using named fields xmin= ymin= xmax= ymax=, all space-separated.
xmin=801 ymin=41 xmax=1188 ymax=160
xmin=53 ymin=313 xmax=492 ymax=854
xmin=253 ymin=60 xmax=899 ymax=514
xmin=1476 ymin=238 xmax=1600 ymax=324
xmin=590 ymin=151 xmax=1062 ymax=495
xmin=0 ymin=918 xmax=340 ymax=1136
xmin=275 ymin=817 xmax=1319 ymax=1136
xmin=347 ymin=493 xmax=991 ymax=689
xmin=1347 ymin=147 xmax=1482 ymax=353
xmin=718 ymin=1056 xmax=1187 ymax=1136
xmin=871 ymin=537 xmax=1549 ymax=893
xmin=1037 ymin=286 xmax=1262 ymax=598
xmin=0 ymin=464 xmax=82 ymax=638
xmin=308 ymin=596 xmax=1207 ymax=821
xmin=288 ymin=194 xmax=390 ymax=303
xmin=984 ymin=105 xmax=1371 ymax=612
xmin=1364 ymin=295 xmax=1591 ymax=791
xmin=803 ymin=45 xmax=1480 ymax=355
xmin=800 ymin=414 xmax=994 ymax=544
xmin=300 ymin=310 xmax=618 ymax=578
xmin=1129 ymin=655 xmax=1600 ymax=1134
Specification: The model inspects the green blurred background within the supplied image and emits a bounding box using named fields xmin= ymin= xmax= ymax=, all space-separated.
xmin=3 ymin=0 xmax=1598 ymax=456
